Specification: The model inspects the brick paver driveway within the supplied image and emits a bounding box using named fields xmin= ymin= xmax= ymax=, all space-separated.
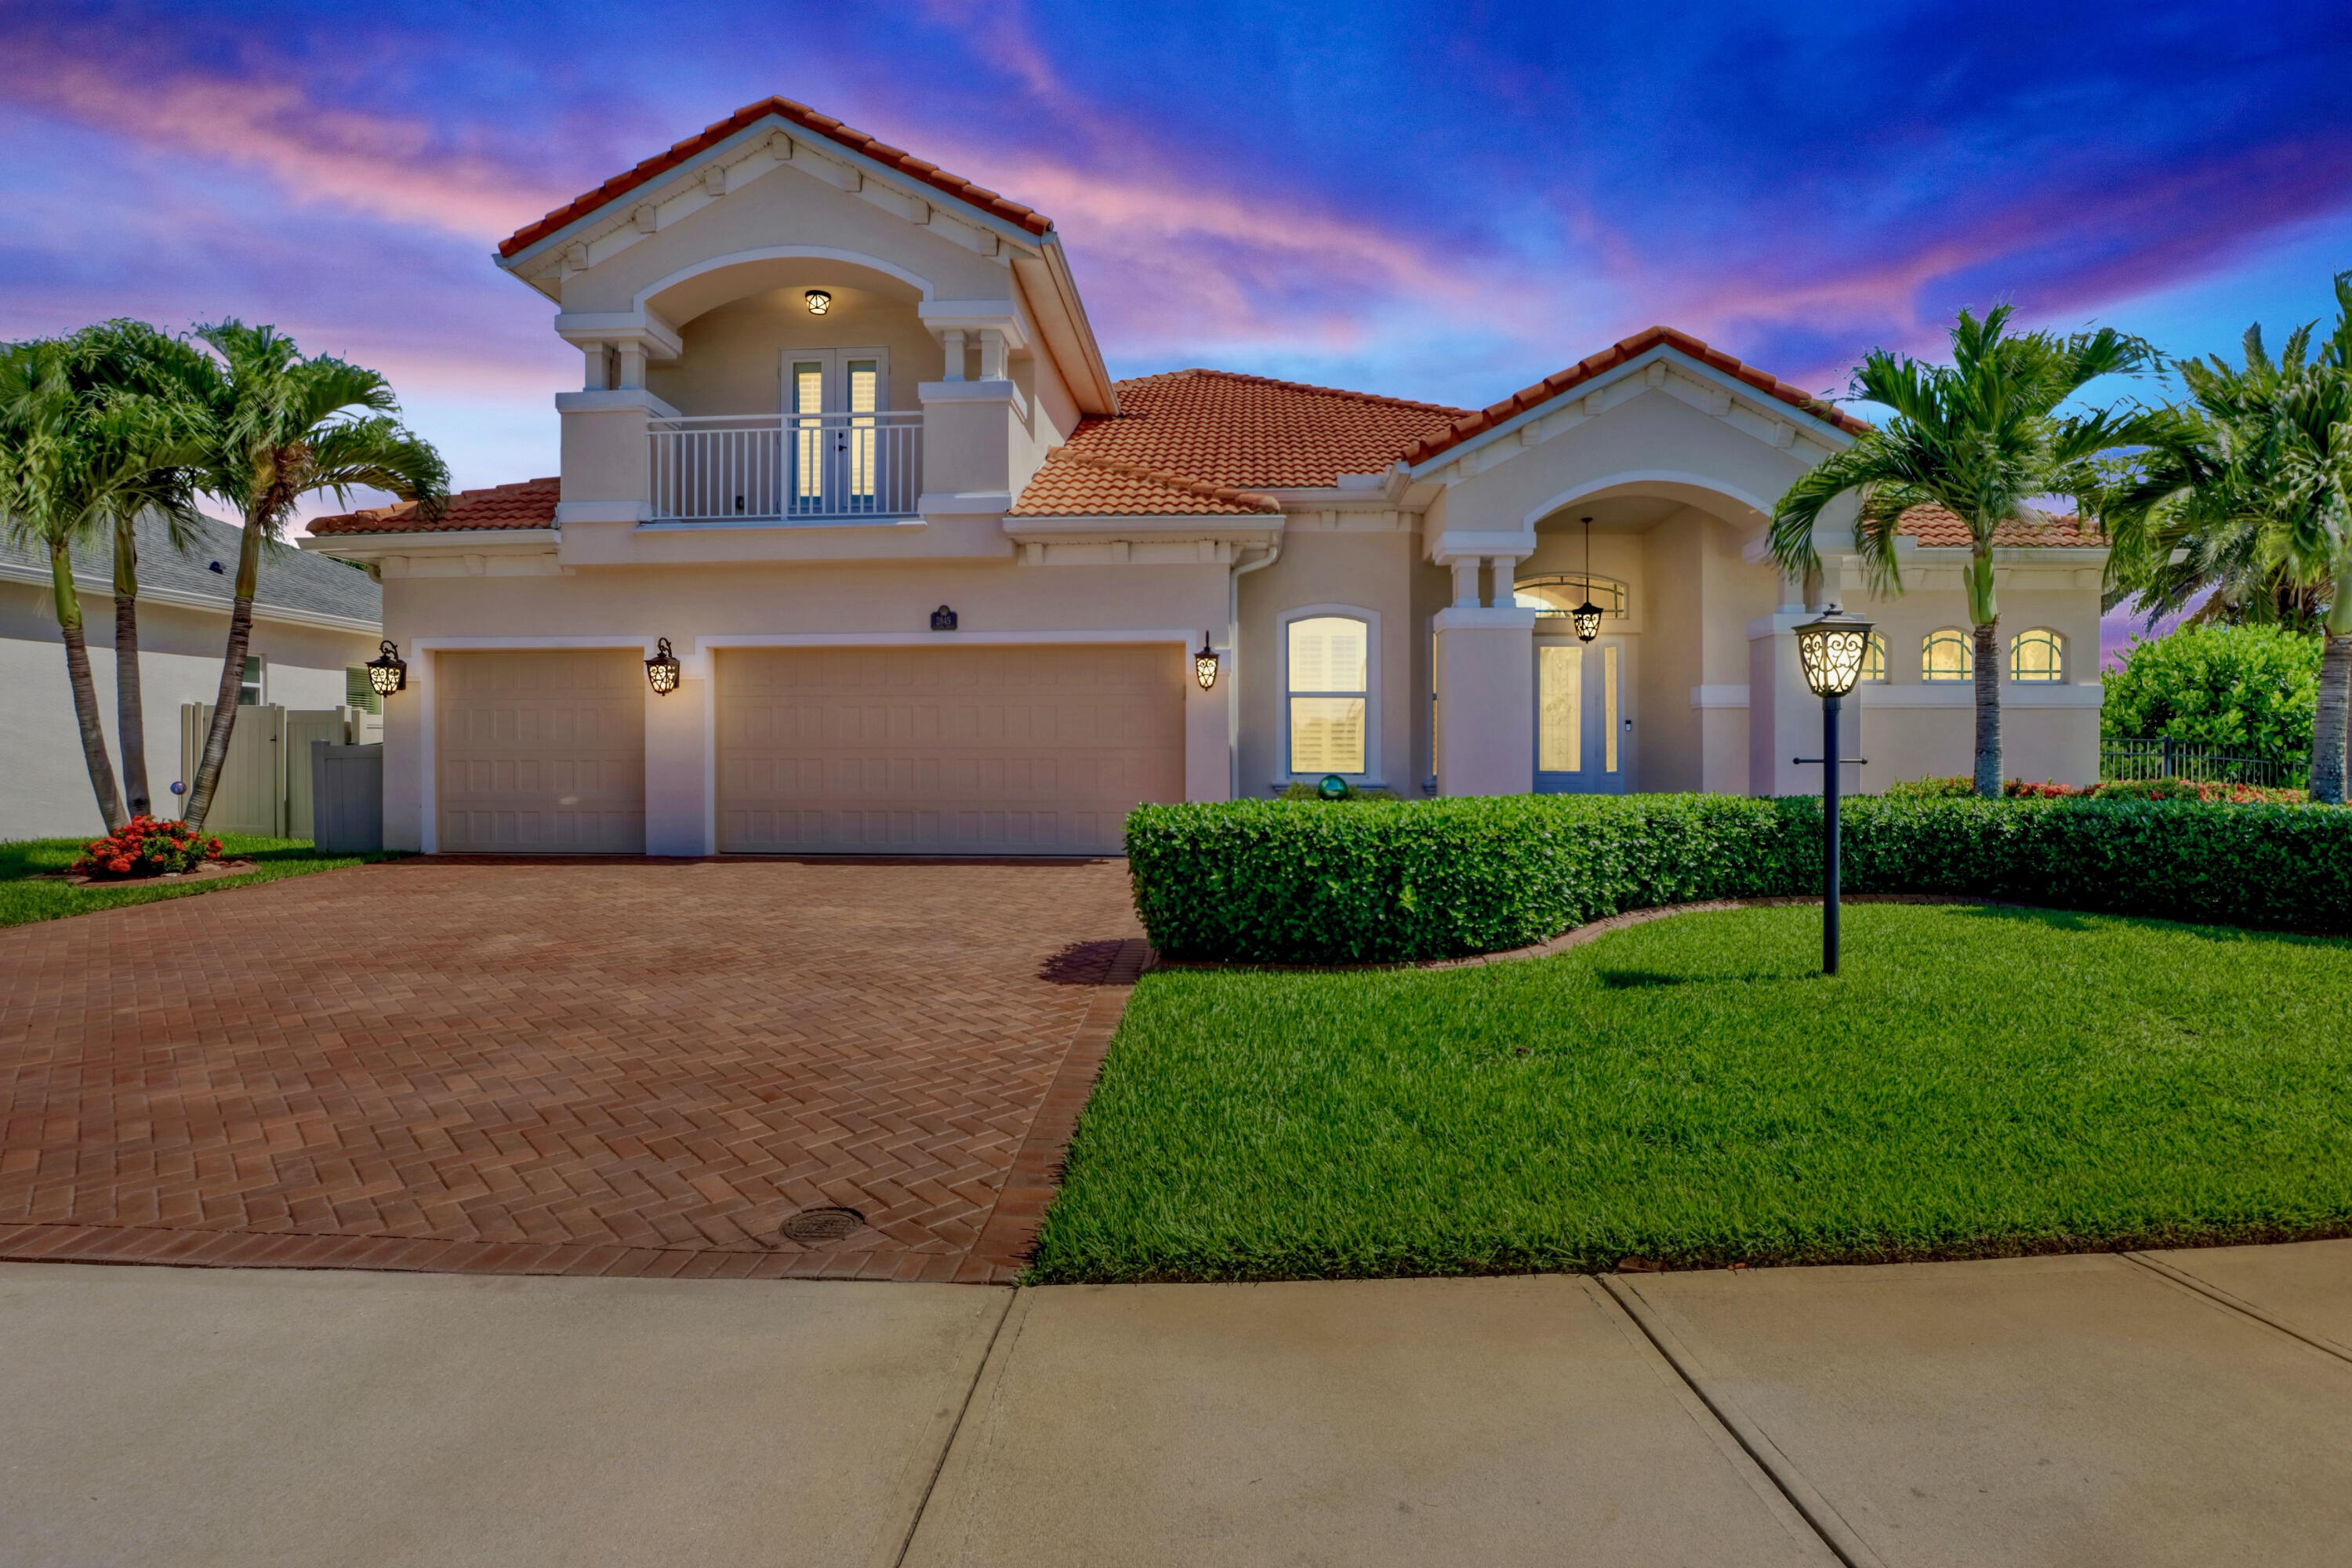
xmin=0 ymin=859 xmax=1146 ymax=1283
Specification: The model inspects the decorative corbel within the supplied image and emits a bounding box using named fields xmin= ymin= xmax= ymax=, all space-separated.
xmin=702 ymin=163 xmax=727 ymax=196
xmin=632 ymin=203 xmax=657 ymax=234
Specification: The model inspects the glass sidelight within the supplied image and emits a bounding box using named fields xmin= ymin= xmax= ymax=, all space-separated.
xmin=1534 ymin=637 xmax=1630 ymax=793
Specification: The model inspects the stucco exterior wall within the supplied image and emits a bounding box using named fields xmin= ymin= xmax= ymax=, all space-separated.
xmin=559 ymin=162 xmax=1015 ymax=318
xmin=647 ymin=282 xmax=942 ymax=416
xmin=1 ymin=581 xmax=379 ymax=840
xmin=1233 ymin=524 xmax=1418 ymax=793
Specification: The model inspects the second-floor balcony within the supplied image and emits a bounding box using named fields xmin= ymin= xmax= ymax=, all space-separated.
xmin=648 ymin=411 xmax=924 ymax=523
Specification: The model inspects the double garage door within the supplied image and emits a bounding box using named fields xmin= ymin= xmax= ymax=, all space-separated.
xmin=435 ymin=644 xmax=1183 ymax=855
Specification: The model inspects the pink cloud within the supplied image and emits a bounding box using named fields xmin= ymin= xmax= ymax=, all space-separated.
xmin=13 ymin=49 xmax=563 ymax=242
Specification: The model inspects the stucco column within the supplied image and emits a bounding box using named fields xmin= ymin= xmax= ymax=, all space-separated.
xmin=938 ymin=328 xmax=966 ymax=381
xmin=1450 ymin=558 xmax=1482 ymax=608
xmin=643 ymin=651 xmax=709 ymax=856
xmin=1433 ymin=606 xmax=1539 ymax=797
xmin=615 ymin=343 xmax=647 ymax=392
xmin=1185 ymin=652 xmax=1233 ymax=802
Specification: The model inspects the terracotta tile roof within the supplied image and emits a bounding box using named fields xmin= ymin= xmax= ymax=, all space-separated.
xmin=1897 ymin=504 xmax=2106 ymax=549
xmin=1036 ymin=369 xmax=1467 ymax=500
xmin=500 ymin=98 xmax=1052 ymax=260
xmin=1401 ymin=325 xmax=1870 ymax=465
xmin=1008 ymin=451 xmax=1280 ymax=517
xmin=308 ymin=477 xmax=559 ymax=535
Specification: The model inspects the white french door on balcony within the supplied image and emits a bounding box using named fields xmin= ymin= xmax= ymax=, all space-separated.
xmin=782 ymin=348 xmax=888 ymax=516
xmin=1534 ymin=635 xmax=1634 ymax=793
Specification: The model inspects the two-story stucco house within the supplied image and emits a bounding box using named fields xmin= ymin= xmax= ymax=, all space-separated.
xmin=306 ymin=97 xmax=2107 ymax=856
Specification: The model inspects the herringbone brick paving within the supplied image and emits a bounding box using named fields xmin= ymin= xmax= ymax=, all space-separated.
xmin=0 ymin=859 xmax=1147 ymax=1283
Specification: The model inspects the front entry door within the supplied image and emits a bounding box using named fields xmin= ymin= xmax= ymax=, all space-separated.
xmin=1534 ymin=636 xmax=1632 ymax=794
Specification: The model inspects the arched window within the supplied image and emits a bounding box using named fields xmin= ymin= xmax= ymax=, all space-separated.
xmin=1512 ymin=575 xmax=1628 ymax=621
xmin=2009 ymin=627 xmax=2066 ymax=683
xmin=1922 ymin=629 xmax=1973 ymax=682
xmin=1285 ymin=612 xmax=1372 ymax=775
xmin=1859 ymin=630 xmax=1889 ymax=684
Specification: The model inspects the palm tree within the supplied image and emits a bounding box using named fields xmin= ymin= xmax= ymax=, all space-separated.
xmin=2096 ymin=278 xmax=2352 ymax=802
xmin=156 ymin=321 xmax=446 ymax=830
xmin=67 ymin=321 xmax=208 ymax=819
xmin=1769 ymin=307 xmax=2161 ymax=797
xmin=0 ymin=339 xmax=201 ymax=829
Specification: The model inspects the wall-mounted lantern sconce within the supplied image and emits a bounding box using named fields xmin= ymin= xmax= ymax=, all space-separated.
xmin=645 ymin=637 xmax=682 ymax=695
xmin=804 ymin=289 xmax=833 ymax=316
xmin=1193 ymin=633 xmax=1220 ymax=691
xmin=931 ymin=605 xmax=958 ymax=631
xmin=365 ymin=639 xmax=408 ymax=697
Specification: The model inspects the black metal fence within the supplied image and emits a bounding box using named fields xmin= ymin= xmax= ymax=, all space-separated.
xmin=2100 ymin=737 xmax=2303 ymax=788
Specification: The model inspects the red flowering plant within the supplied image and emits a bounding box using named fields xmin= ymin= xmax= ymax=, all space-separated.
xmin=68 ymin=816 xmax=224 ymax=880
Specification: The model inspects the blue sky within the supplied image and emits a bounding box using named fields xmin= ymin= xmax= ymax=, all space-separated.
xmin=5 ymin=0 xmax=2350 ymax=631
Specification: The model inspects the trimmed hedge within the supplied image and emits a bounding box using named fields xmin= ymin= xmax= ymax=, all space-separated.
xmin=1126 ymin=794 xmax=2352 ymax=963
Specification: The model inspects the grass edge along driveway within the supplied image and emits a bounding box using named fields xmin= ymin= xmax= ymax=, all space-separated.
xmin=1029 ymin=903 xmax=2352 ymax=1283
xmin=0 ymin=836 xmax=390 ymax=929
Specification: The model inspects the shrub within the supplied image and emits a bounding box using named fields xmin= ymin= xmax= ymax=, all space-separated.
xmin=1885 ymin=775 xmax=1980 ymax=799
xmin=1127 ymin=793 xmax=2352 ymax=962
xmin=1275 ymin=782 xmax=1400 ymax=802
xmin=68 ymin=816 xmax=222 ymax=880
xmin=2103 ymin=622 xmax=2321 ymax=767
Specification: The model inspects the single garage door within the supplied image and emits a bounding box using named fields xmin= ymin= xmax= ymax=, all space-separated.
xmin=717 ymin=644 xmax=1184 ymax=855
xmin=436 ymin=649 xmax=645 ymax=853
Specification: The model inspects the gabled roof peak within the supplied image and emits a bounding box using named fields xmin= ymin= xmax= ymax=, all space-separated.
xmin=499 ymin=96 xmax=1054 ymax=260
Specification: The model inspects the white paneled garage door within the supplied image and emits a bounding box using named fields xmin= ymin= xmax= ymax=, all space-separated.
xmin=435 ymin=650 xmax=646 ymax=853
xmin=717 ymin=644 xmax=1185 ymax=855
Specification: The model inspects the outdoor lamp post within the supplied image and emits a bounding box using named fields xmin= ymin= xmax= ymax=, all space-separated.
xmin=365 ymin=639 xmax=408 ymax=698
xmin=645 ymin=637 xmax=682 ymax=695
xmin=1793 ymin=606 xmax=1874 ymax=975
xmin=1193 ymin=633 xmax=1220 ymax=691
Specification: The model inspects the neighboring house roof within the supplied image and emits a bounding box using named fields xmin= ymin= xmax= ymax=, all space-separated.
xmin=0 ymin=510 xmax=382 ymax=627
xmin=1012 ymin=370 xmax=1466 ymax=517
xmin=1008 ymin=451 xmax=1279 ymax=517
xmin=308 ymin=477 xmax=561 ymax=536
xmin=1401 ymin=325 xmax=1870 ymax=466
xmin=500 ymin=97 xmax=1054 ymax=260
xmin=1896 ymin=504 xmax=2106 ymax=549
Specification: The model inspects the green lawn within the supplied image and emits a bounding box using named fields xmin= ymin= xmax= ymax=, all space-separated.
xmin=1029 ymin=903 xmax=2352 ymax=1283
xmin=0 ymin=834 xmax=388 ymax=929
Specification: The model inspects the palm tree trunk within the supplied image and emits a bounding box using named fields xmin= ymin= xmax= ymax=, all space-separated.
xmin=1972 ymin=619 xmax=2002 ymax=798
xmin=51 ymin=538 xmax=126 ymax=831
xmin=112 ymin=514 xmax=150 ymax=818
xmin=182 ymin=514 xmax=263 ymax=830
xmin=2312 ymin=637 xmax=2352 ymax=807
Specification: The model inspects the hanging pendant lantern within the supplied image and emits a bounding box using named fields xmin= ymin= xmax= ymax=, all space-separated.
xmin=1571 ymin=515 xmax=1603 ymax=642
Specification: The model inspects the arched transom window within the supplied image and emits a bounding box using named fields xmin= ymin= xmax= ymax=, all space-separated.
xmin=2009 ymin=627 xmax=2067 ymax=682
xmin=1859 ymin=630 xmax=1889 ymax=684
xmin=1922 ymin=628 xmax=1974 ymax=682
xmin=1287 ymin=615 xmax=1370 ymax=775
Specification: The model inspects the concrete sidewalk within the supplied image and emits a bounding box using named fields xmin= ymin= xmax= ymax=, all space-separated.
xmin=3 ymin=1243 xmax=2348 ymax=1566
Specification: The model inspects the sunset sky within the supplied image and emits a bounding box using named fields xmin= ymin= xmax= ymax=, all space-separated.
xmin=5 ymin=0 xmax=2350 ymax=659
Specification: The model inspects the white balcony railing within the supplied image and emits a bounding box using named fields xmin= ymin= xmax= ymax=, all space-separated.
xmin=648 ymin=412 xmax=923 ymax=522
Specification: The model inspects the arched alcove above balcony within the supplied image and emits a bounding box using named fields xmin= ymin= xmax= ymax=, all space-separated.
xmin=635 ymin=252 xmax=940 ymax=418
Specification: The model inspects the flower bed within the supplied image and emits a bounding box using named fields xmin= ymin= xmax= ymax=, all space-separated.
xmin=1126 ymin=793 xmax=2352 ymax=964
xmin=69 ymin=816 xmax=223 ymax=880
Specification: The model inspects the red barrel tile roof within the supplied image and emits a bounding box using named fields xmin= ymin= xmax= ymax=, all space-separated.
xmin=1400 ymin=325 xmax=1869 ymax=465
xmin=1897 ymin=504 xmax=2106 ymax=548
xmin=1008 ymin=451 xmax=1279 ymax=517
xmin=308 ymin=477 xmax=558 ymax=535
xmin=500 ymin=98 xmax=1053 ymax=260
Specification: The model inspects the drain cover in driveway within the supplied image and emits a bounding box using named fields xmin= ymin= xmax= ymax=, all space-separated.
xmin=781 ymin=1206 xmax=867 ymax=1243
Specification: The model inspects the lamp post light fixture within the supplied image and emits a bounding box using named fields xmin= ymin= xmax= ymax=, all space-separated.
xmin=1571 ymin=515 xmax=1604 ymax=643
xmin=1793 ymin=605 xmax=1875 ymax=975
xmin=365 ymin=639 xmax=408 ymax=698
xmin=804 ymin=289 xmax=832 ymax=316
xmin=1193 ymin=633 xmax=1221 ymax=691
xmin=645 ymin=637 xmax=682 ymax=695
